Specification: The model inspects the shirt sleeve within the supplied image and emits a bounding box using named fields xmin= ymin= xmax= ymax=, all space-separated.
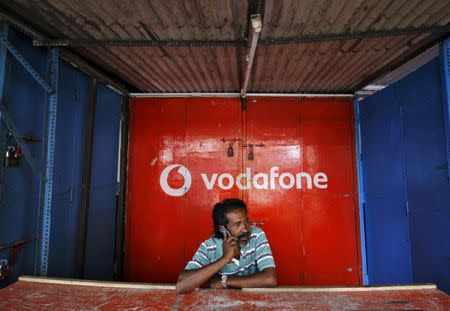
xmin=184 ymin=242 xmax=212 ymax=270
xmin=254 ymin=231 xmax=276 ymax=271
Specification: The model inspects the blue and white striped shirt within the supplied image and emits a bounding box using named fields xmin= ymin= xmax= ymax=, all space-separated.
xmin=185 ymin=226 xmax=276 ymax=276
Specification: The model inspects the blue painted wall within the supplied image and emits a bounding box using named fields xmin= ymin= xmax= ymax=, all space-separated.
xmin=0 ymin=26 xmax=47 ymax=285
xmin=360 ymin=57 xmax=450 ymax=293
xmin=84 ymin=84 xmax=121 ymax=280
xmin=0 ymin=28 xmax=121 ymax=285
xmin=360 ymin=86 xmax=413 ymax=285
xmin=48 ymin=58 xmax=90 ymax=278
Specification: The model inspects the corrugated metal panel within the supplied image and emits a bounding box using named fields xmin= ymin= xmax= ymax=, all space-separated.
xmin=1 ymin=0 xmax=449 ymax=92
xmin=74 ymin=46 xmax=243 ymax=92
xmin=250 ymin=33 xmax=442 ymax=92
xmin=2 ymin=0 xmax=248 ymax=40
xmin=261 ymin=0 xmax=450 ymax=38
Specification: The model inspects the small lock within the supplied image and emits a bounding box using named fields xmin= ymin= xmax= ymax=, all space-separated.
xmin=5 ymin=145 xmax=20 ymax=167
xmin=0 ymin=259 xmax=9 ymax=280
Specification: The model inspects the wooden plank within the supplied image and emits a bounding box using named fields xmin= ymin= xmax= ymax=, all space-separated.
xmin=243 ymin=284 xmax=437 ymax=293
xmin=18 ymin=276 xmax=176 ymax=290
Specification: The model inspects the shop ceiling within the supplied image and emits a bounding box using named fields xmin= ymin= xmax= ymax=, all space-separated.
xmin=0 ymin=0 xmax=449 ymax=95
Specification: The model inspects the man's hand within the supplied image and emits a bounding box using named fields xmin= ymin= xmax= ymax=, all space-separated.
xmin=222 ymin=232 xmax=238 ymax=262
xmin=208 ymin=274 xmax=223 ymax=289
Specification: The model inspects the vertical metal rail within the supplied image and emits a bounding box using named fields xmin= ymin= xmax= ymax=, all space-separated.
xmin=440 ymin=38 xmax=450 ymax=181
xmin=0 ymin=23 xmax=9 ymax=211
xmin=0 ymin=23 xmax=7 ymax=107
xmin=353 ymin=98 xmax=369 ymax=285
xmin=39 ymin=48 xmax=58 ymax=276
xmin=77 ymin=77 xmax=97 ymax=279
xmin=113 ymin=95 xmax=129 ymax=281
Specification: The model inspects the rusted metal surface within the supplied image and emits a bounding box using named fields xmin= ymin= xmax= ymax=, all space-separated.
xmin=1 ymin=279 xmax=450 ymax=310
xmin=0 ymin=1 xmax=449 ymax=92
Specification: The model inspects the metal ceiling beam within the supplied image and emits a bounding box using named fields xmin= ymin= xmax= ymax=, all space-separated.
xmin=0 ymin=7 xmax=132 ymax=94
xmin=29 ymin=25 xmax=450 ymax=47
xmin=129 ymin=93 xmax=354 ymax=98
xmin=259 ymin=24 xmax=450 ymax=45
xmin=33 ymin=39 xmax=245 ymax=47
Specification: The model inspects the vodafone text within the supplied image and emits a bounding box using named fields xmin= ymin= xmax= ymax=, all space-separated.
xmin=160 ymin=164 xmax=328 ymax=197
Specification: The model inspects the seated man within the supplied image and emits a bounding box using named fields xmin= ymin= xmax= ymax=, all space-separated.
xmin=176 ymin=198 xmax=277 ymax=294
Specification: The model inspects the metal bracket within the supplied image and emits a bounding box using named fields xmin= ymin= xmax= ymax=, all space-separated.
xmin=240 ymin=14 xmax=262 ymax=98
xmin=220 ymin=138 xmax=242 ymax=143
xmin=0 ymin=37 xmax=53 ymax=93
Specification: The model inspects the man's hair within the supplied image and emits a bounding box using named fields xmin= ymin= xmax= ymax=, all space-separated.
xmin=212 ymin=198 xmax=247 ymax=239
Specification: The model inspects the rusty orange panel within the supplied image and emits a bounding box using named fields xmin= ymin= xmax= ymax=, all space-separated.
xmin=1 ymin=280 xmax=449 ymax=310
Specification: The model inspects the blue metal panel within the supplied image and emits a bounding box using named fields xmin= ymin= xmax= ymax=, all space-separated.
xmin=399 ymin=57 xmax=450 ymax=294
xmin=47 ymin=60 xmax=89 ymax=278
xmin=353 ymin=98 xmax=369 ymax=285
xmin=0 ymin=28 xmax=47 ymax=285
xmin=84 ymin=83 xmax=121 ymax=280
xmin=360 ymin=87 xmax=413 ymax=285
xmin=441 ymin=39 xmax=450 ymax=180
xmin=0 ymin=27 xmax=123 ymax=283
xmin=0 ymin=26 xmax=42 ymax=178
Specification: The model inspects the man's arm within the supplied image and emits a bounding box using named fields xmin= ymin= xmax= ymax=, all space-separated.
xmin=212 ymin=267 xmax=277 ymax=289
xmin=176 ymin=257 xmax=228 ymax=294
xmin=176 ymin=236 xmax=237 ymax=294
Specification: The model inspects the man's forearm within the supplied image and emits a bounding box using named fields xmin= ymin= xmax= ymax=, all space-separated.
xmin=176 ymin=257 xmax=228 ymax=294
xmin=226 ymin=268 xmax=277 ymax=289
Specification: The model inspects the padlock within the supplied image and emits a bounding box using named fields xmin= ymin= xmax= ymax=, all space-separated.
xmin=5 ymin=146 xmax=19 ymax=167
xmin=0 ymin=259 xmax=8 ymax=280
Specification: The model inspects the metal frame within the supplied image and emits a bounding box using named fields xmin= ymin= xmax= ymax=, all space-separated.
xmin=0 ymin=8 xmax=131 ymax=94
xmin=0 ymin=23 xmax=8 ymax=215
xmin=0 ymin=24 xmax=59 ymax=276
xmin=77 ymin=77 xmax=97 ymax=279
xmin=0 ymin=23 xmax=7 ymax=100
xmin=353 ymin=98 xmax=369 ymax=285
xmin=129 ymin=92 xmax=354 ymax=98
xmin=30 ymin=25 xmax=450 ymax=47
xmin=0 ymin=37 xmax=53 ymax=93
xmin=0 ymin=35 xmax=47 ymax=178
xmin=113 ymin=95 xmax=130 ymax=281
xmin=440 ymin=38 xmax=450 ymax=180
xmin=39 ymin=47 xmax=58 ymax=276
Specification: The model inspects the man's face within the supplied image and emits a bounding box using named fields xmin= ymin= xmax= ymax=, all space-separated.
xmin=225 ymin=208 xmax=251 ymax=247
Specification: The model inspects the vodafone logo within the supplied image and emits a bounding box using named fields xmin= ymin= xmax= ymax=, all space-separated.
xmin=160 ymin=164 xmax=328 ymax=197
xmin=159 ymin=164 xmax=192 ymax=197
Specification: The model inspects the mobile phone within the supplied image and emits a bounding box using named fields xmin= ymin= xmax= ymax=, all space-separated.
xmin=219 ymin=225 xmax=232 ymax=239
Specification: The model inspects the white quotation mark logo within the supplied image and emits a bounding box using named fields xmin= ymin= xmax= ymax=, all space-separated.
xmin=159 ymin=164 xmax=192 ymax=197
